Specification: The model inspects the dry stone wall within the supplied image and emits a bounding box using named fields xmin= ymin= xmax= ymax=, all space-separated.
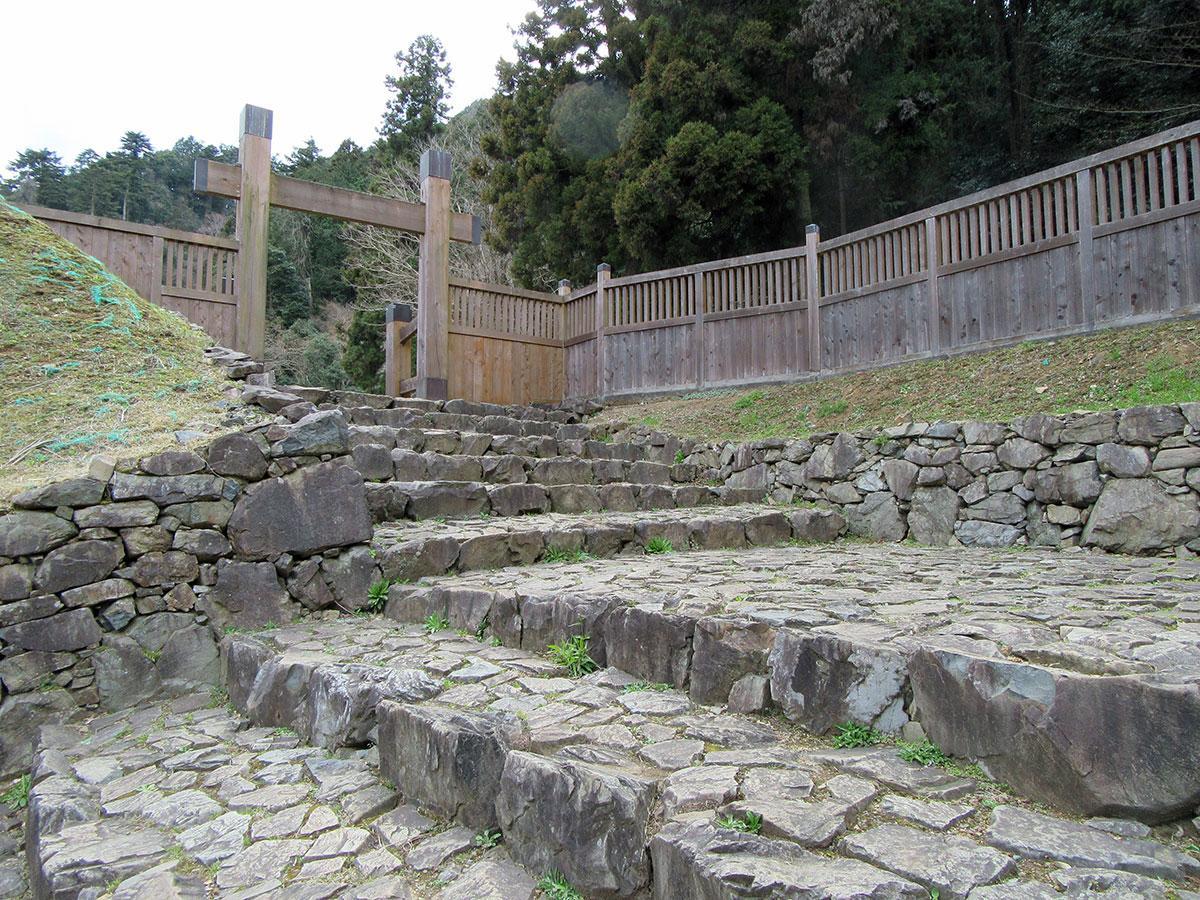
xmin=647 ymin=403 xmax=1200 ymax=556
xmin=0 ymin=348 xmax=598 ymax=775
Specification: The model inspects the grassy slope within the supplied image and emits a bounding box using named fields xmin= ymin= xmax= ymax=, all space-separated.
xmin=0 ymin=200 xmax=233 ymax=499
xmin=597 ymin=319 xmax=1200 ymax=442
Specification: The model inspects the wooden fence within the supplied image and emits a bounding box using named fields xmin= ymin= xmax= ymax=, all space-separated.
xmin=559 ymin=117 xmax=1200 ymax=400
xmin=19 ymin=205 xmax=240 ymax=347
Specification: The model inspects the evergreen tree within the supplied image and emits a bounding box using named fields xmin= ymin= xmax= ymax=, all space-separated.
xmin=380 ymin=35 xmax=454 ymax=160
xmin=4 ymin=149 xmax=67 ymax=207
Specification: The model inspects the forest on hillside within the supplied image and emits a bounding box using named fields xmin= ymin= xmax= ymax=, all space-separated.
xmin=5 ymin=0 xmax=1199 ymax=392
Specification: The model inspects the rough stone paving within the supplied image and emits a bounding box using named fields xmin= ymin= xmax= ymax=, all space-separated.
xmin=10 ymin=618 xmax=1198 ymax=898
xmin=1 ymin=348 xmax=1199 ymax=897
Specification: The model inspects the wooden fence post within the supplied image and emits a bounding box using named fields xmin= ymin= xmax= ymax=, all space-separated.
xmin=595 ymin=264 xmax=611 ymax=399
xmin=693 ymin=271 xmax=706 ymax=390
xmin=235 ymin=104 xmax=272 ymax=360
xmin=416 ymin=150 xmax=452 ymax=400
xmin=384 ymin=302 xmax=413 ymax=396
xmin=804 ymin=225 xmax=821 ymax=372
xmin=925 ymin=215 xmax=941 ymax=353
xmin=1076 ymin=167 xmax=1097 ymax=329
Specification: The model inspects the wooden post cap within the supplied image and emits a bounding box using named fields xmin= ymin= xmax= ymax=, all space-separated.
xmin=240 ymin=105 xmax=273 ymax=139
xmin=597 ymin=263 xmax=611 ymax=274
xmin=420 ymin=150 xmax=452 ymax=181
xmin=806 ymin=223 xmax=820 ymax=236
xmin=386 ymin=302 xmax=413 ymax=323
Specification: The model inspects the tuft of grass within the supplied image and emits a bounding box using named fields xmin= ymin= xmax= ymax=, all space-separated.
xmin=424 ymin=612 xmax=450 ymax=635
xmin=542 ymin=546 xmax=592 ymax=565
xmin=816 ymin=398 xmax=848 ymax=416
xmin=142 ymin=648 xmax=161 ymax=662
xmin=732 ymin=389 xmax=766 ymax=410
xmin=716 ymin=811 xmax=763 ymax=834
xmin=547 ymin=634 xmax=597 ymax=678
xmin=0 ymin=200 xmax=236 ymax=501
xmin=1 ymin=775 xmax=31 ymax=810
xmin=673 ymin=449 xmax=687 ymax=464
xmin=831 ymin=722 xmax=885 ymax=749
xmin=623 ymin=681 xmax=672 ymax=693
xmin=474 ymin=828 xmax=502 ymax=849
xmin=896 ymin=738 xmax=951 ymax=767
xmin=537 ymin=871 xmax=583 ymax=900
xmin=643 ymin=536 xmax=673 ymax=555
xmin=366 ymin=578 xmax=392 ymax=612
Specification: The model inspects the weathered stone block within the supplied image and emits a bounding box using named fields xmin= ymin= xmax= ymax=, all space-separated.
xmin=227 ymin=462 xmax=371 ymax=558
xmin=377 ymin=703 xmax=517 ymax=829
xmin=690 ymin=617 xmax=775 ymax=706
xmin=907 ymin=487 xmax=959 ymax=545
xmin=910 ymin=647 xmax=1200 ymax=823
xmin=1082 ymin=478 xmax=1200 ymax=554
xmin=844 ymin=492 xmax=906 ymax=542
xmin=0 ymin=608 xmax=100 ymax=652
xmin=0 ymin=512 xmax=77 ymax=557
xmin=770 ymin=629 xmax=908 ymax=734
xmin=497 ymin=751 xmax=654 ymax=898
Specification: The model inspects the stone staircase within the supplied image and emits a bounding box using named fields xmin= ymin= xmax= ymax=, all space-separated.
xmin=8 ymin=372 xmax=1200 ymax=897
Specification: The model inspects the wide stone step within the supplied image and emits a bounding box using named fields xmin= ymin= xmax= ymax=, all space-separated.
xmin=370 ymin=504 xmax=846 ymax=580
xmin=385 ymin=542 xmax=1200 ymax=824
xmin=346 ymin=421 xmax=673 ymax=464
xmin=209 ymin=619 xmax=1199 ymax=899
xmin=374 ymin=449 xmax=694 ymax=488
xmin=363 ymin=479 xmax=770 ymax=523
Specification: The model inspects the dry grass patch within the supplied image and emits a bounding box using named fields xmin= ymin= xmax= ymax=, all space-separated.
xmin=0 ymin=200 xmax=236 ymax=500
xmin=598 ymin=320 xmax=1200 ymax=442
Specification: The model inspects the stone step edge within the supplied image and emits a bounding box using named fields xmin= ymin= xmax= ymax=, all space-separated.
xmin=216 ymin=631 xmax=934 ymax=900
xmin=371 ymin=505 xmax=847 ymax=581
xmin=218 ymin=632 xmax=674 ymax=896
xmin=363 ymin=481 xmax=774 ymax=523
xmin=383 ymin=578 xmax=1200 ymax=826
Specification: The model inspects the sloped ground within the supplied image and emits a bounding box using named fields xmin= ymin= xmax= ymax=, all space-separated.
xmin=599 ymin=319 xmax=1200 ymax=442
xmin=0 ymin=200 xmax=235 ymax=500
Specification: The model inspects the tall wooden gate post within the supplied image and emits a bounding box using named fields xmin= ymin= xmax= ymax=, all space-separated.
xmin=415 ymin=150 xmax=452 ymax=400
xmin=595 ymin=263 xmax=611 ymax=400
xmin=235 ymin=105 xmax=272 ymax=359
xmin=925 ymin=215 xmax=942 ymax=353
xmin=804 ymin=225 xmax=821 ymax=372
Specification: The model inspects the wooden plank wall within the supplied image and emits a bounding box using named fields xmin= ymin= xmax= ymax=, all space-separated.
xmin=563 ymin=119 xmax=1200 ymax=400
xmin=19 ymin=205 xmax=240 ymax=348
xmin=447 ymin=278 xmax=564 ymax=405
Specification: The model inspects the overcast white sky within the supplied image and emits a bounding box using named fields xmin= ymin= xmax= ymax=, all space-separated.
xmin=2 ymin=0 xmax=537 ymax=174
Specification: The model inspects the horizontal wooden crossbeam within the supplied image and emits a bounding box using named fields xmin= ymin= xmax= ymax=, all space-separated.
xmin=194 ymin=159 xmax=480 ymax=245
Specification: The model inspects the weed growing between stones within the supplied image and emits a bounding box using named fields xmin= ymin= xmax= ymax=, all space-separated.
xmin=366 ymin=578 xmax=392 ymax=612
xmin=542 ymin=546 xmax=593 ymax=564
xmin=644 ymin=536 xmax=674 ymax=555
xmin=423 ymin=613 xmax=450 ymax=635
xmin=831 ymin=722 xmax=885 ymax=749
xmin=623 ymin=681 xmax=672 ymax=694
xmin=546 ymin=634 xmax=597 ymax=677
xmin=474 ymin=828 xmax=502 ymax=849
xmin=674 ymin=449 xmax=687 ymax=464
xmin=716 ymin=811 xmax=763 ymax=834
xmin=537 ymin=870 xmax=583 ymax=900
xmin=0 ymin=775 xmax=30 ymax=810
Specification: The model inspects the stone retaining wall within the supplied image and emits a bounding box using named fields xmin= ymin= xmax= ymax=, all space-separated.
xmin=0 ymin=349 xmax=591 ymax=775
xmin=652 ymin=403 xmax=1200 ymax=556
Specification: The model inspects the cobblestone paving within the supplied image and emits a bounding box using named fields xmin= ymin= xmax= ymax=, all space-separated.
xmin=410 ymin=542 xmax=1200 ymax=683
xmin=22 ymin=618 xmax=1197 ymax=898
xmin=23 ymin=685 xmax=536 ymax=898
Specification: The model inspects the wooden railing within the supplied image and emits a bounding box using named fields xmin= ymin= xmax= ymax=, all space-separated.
xmin=20 ymin=204 xmax=240 ymax=347
xmin=562 ymin=118 xmax=1200 ymax=399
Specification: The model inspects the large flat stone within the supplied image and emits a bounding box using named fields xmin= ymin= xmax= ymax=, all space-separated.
xmin=650 ymin=821 xmax=927 ymax=899
xmin=985 ymin=806 xmax=1200 ymax=881
xmin=839 ymin=824 xmax=1016 ymax=900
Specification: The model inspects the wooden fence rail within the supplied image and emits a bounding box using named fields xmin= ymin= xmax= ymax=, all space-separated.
xmin=561 ymin=117 xmax=1200 ymax=400
xmin=19 ymin=204 xmax=240 ymax=347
